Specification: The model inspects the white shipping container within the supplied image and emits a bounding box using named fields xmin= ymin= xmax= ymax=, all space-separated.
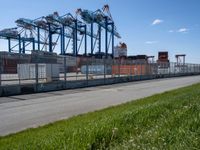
xmin=57 ymin=55 xmax=77 ymax=66
xmin=81 ymin=65 xmax=112 ymax=74
xmin=114 ymin=46 xmax=127 ymax=58
xmin=17 ymin=64 xmax=60 ymax=82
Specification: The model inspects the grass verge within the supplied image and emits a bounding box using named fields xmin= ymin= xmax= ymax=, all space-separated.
xmin=0 ymin=83 xmax=200 ymax=149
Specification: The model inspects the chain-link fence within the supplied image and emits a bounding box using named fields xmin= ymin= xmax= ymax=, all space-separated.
xmin=0 ymin=52 xmax=200 ymax=94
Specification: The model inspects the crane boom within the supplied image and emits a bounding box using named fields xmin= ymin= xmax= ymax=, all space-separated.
xmin=77 ymin=9 xmax=121 ymax=38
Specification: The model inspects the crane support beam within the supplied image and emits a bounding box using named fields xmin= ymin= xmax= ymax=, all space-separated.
xmin=37 ymin=27 xmax=40 ymax=50
xmin=98 ymin=25 xmax=101 ymax=53
xmin=112 ymin=23 xmax=114 ymax=57
xmin=48 ymin=24 xmax=53 ymax=53
xmin=105 ymin=17 xmax=108 ymax=58
xmin=91 ymin=23 xmax=94 ymax=55
xmin=8 ymin=38 xmax=11 ymax=52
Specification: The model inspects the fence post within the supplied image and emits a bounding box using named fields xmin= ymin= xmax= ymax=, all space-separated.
xmin=130 ymin=60 xmax=132 ymax=80
xmin=195 ymin=64 xmax=197 ymax=74
xmin=189 ymin=63 xmax=191 ymax=75
xmin=169 ymin=62 xmax=171 ymax=77
xmin=186 ymin=63 xmax=188 ymax=75
xmin=104 ymin=58 xmax=106 ymax=84
xmin=64 ymin=56 xmax=67 ymax=88
xmin=188 ymin=64 xmax=191 ymax=75
xmin=86 ymin=57 xmax=89 ymax=85
xmin=18 ymin=55 xmax=21 ymax=85
xmin=35 ymin=63 xmax=39 ymax=92
xmin=136 ymin=62 xmax=138 ymax=80
xmin=118 ymin=59 xmax=120 ymax=78
xmin=149 ymin=62 xmax=151 ymax=79
xmin=192 ymin=64 xmax=193 ymax=74
xmin=76 ymin=57 xmax=78 ymax=81
xmin=193 ymin=64 xmax=195 ymax=74
xmin=196 ymin=64 xmax=198 ymax=74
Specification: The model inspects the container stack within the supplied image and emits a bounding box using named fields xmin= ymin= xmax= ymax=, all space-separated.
xmin=114 ymin=42 xmax=127 ymax=58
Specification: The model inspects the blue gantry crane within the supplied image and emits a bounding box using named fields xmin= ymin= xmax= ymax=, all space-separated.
xmin=0 ymin=18 xmax=55 ymax=53
xmin=76 ymin=5 xmax=121 ymax=58
xmin=0 ymin=25 xmax=37 ymax=54
xmin=0 ymin=5 xmax=121 ymax=58
xmin=44 ymin=12 xmax=98 ymax=56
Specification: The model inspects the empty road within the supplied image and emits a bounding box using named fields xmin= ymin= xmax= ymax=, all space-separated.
xmin=0 ymin=76 xmax=200 ymax=136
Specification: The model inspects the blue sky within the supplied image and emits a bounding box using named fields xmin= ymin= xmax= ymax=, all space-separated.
xmin=0 ymin=0 xmax=200 ymax=63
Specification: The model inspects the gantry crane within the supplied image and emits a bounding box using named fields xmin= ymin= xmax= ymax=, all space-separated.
xmin=44 ymin=12 xmax=98 ymax=55
xmin=175 ymin=54 xmax=186 ymax=66
xmin=76 ymin=4 xmax=121 ymax=58
xmin=15 ymin=18 xmax=56 ymax=53
xmin=0 ymin=17 xmax=60 ymax=53
xmin=0 ymin=5 xmax=121 ymax=57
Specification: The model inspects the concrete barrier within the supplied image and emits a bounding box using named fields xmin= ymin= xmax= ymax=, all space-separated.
xmin=1 ymin=74 xmax=200 ymax=97
xmin=1 ymin=85 xmax=21 ymax=96
xmin=66 ymin=80 xmax=86 ymax=89
xmin=0 ymin=87 xmax=2 ymax=97
xmin=87 ymin=79 xmax=105 ymax=87
xmin=36 ymin=82 xmax=65 ymax=92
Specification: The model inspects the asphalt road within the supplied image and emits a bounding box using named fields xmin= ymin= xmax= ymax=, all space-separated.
xmin=0 ymin=76 xmax=200 ymax=136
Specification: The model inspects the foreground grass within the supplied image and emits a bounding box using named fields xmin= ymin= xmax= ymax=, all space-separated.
xmin=0 ymin=84 xmax=200 ymax=150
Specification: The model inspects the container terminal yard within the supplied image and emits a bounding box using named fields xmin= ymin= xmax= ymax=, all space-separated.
xmin=1 ymin=2 xmax=200 ymax=149
xmin=0 ymin=5 xmax=200 ymax=97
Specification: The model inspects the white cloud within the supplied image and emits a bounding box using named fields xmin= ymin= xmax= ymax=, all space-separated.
xmin=145 ymin=41 xmax=158 ymax=44
xmin=168 ymin=28 xmax=189 ymax=33
xmin=177 ymin=28 xmax=189 ymax=33
xmin=152 ymin=19 xmax=163 ymax=25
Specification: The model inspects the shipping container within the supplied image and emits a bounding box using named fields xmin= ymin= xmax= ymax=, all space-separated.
xmin=114 ymin=43 xmax=127 ymax=58
xmin=17 ymin=63 xmax=60 ymax=82
xmin=158 ymin=52 xmax=168 ymax=60
xmin=81 ymin=65 xmax=112 ymax=74
xmin=157 ymin=51 xmax=170 ymax=64
xmin=112 ymin=64 xmax=152 ymax=75
xmin=0 ymin=52 xmax=31 ymax=74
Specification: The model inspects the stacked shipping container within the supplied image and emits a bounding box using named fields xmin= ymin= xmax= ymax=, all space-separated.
xmin=112 ymin=64 xmax=152 ymax=75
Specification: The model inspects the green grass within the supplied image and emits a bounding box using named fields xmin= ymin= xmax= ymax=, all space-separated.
xmin=1 ymin=83 xmax=200 ymax=150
